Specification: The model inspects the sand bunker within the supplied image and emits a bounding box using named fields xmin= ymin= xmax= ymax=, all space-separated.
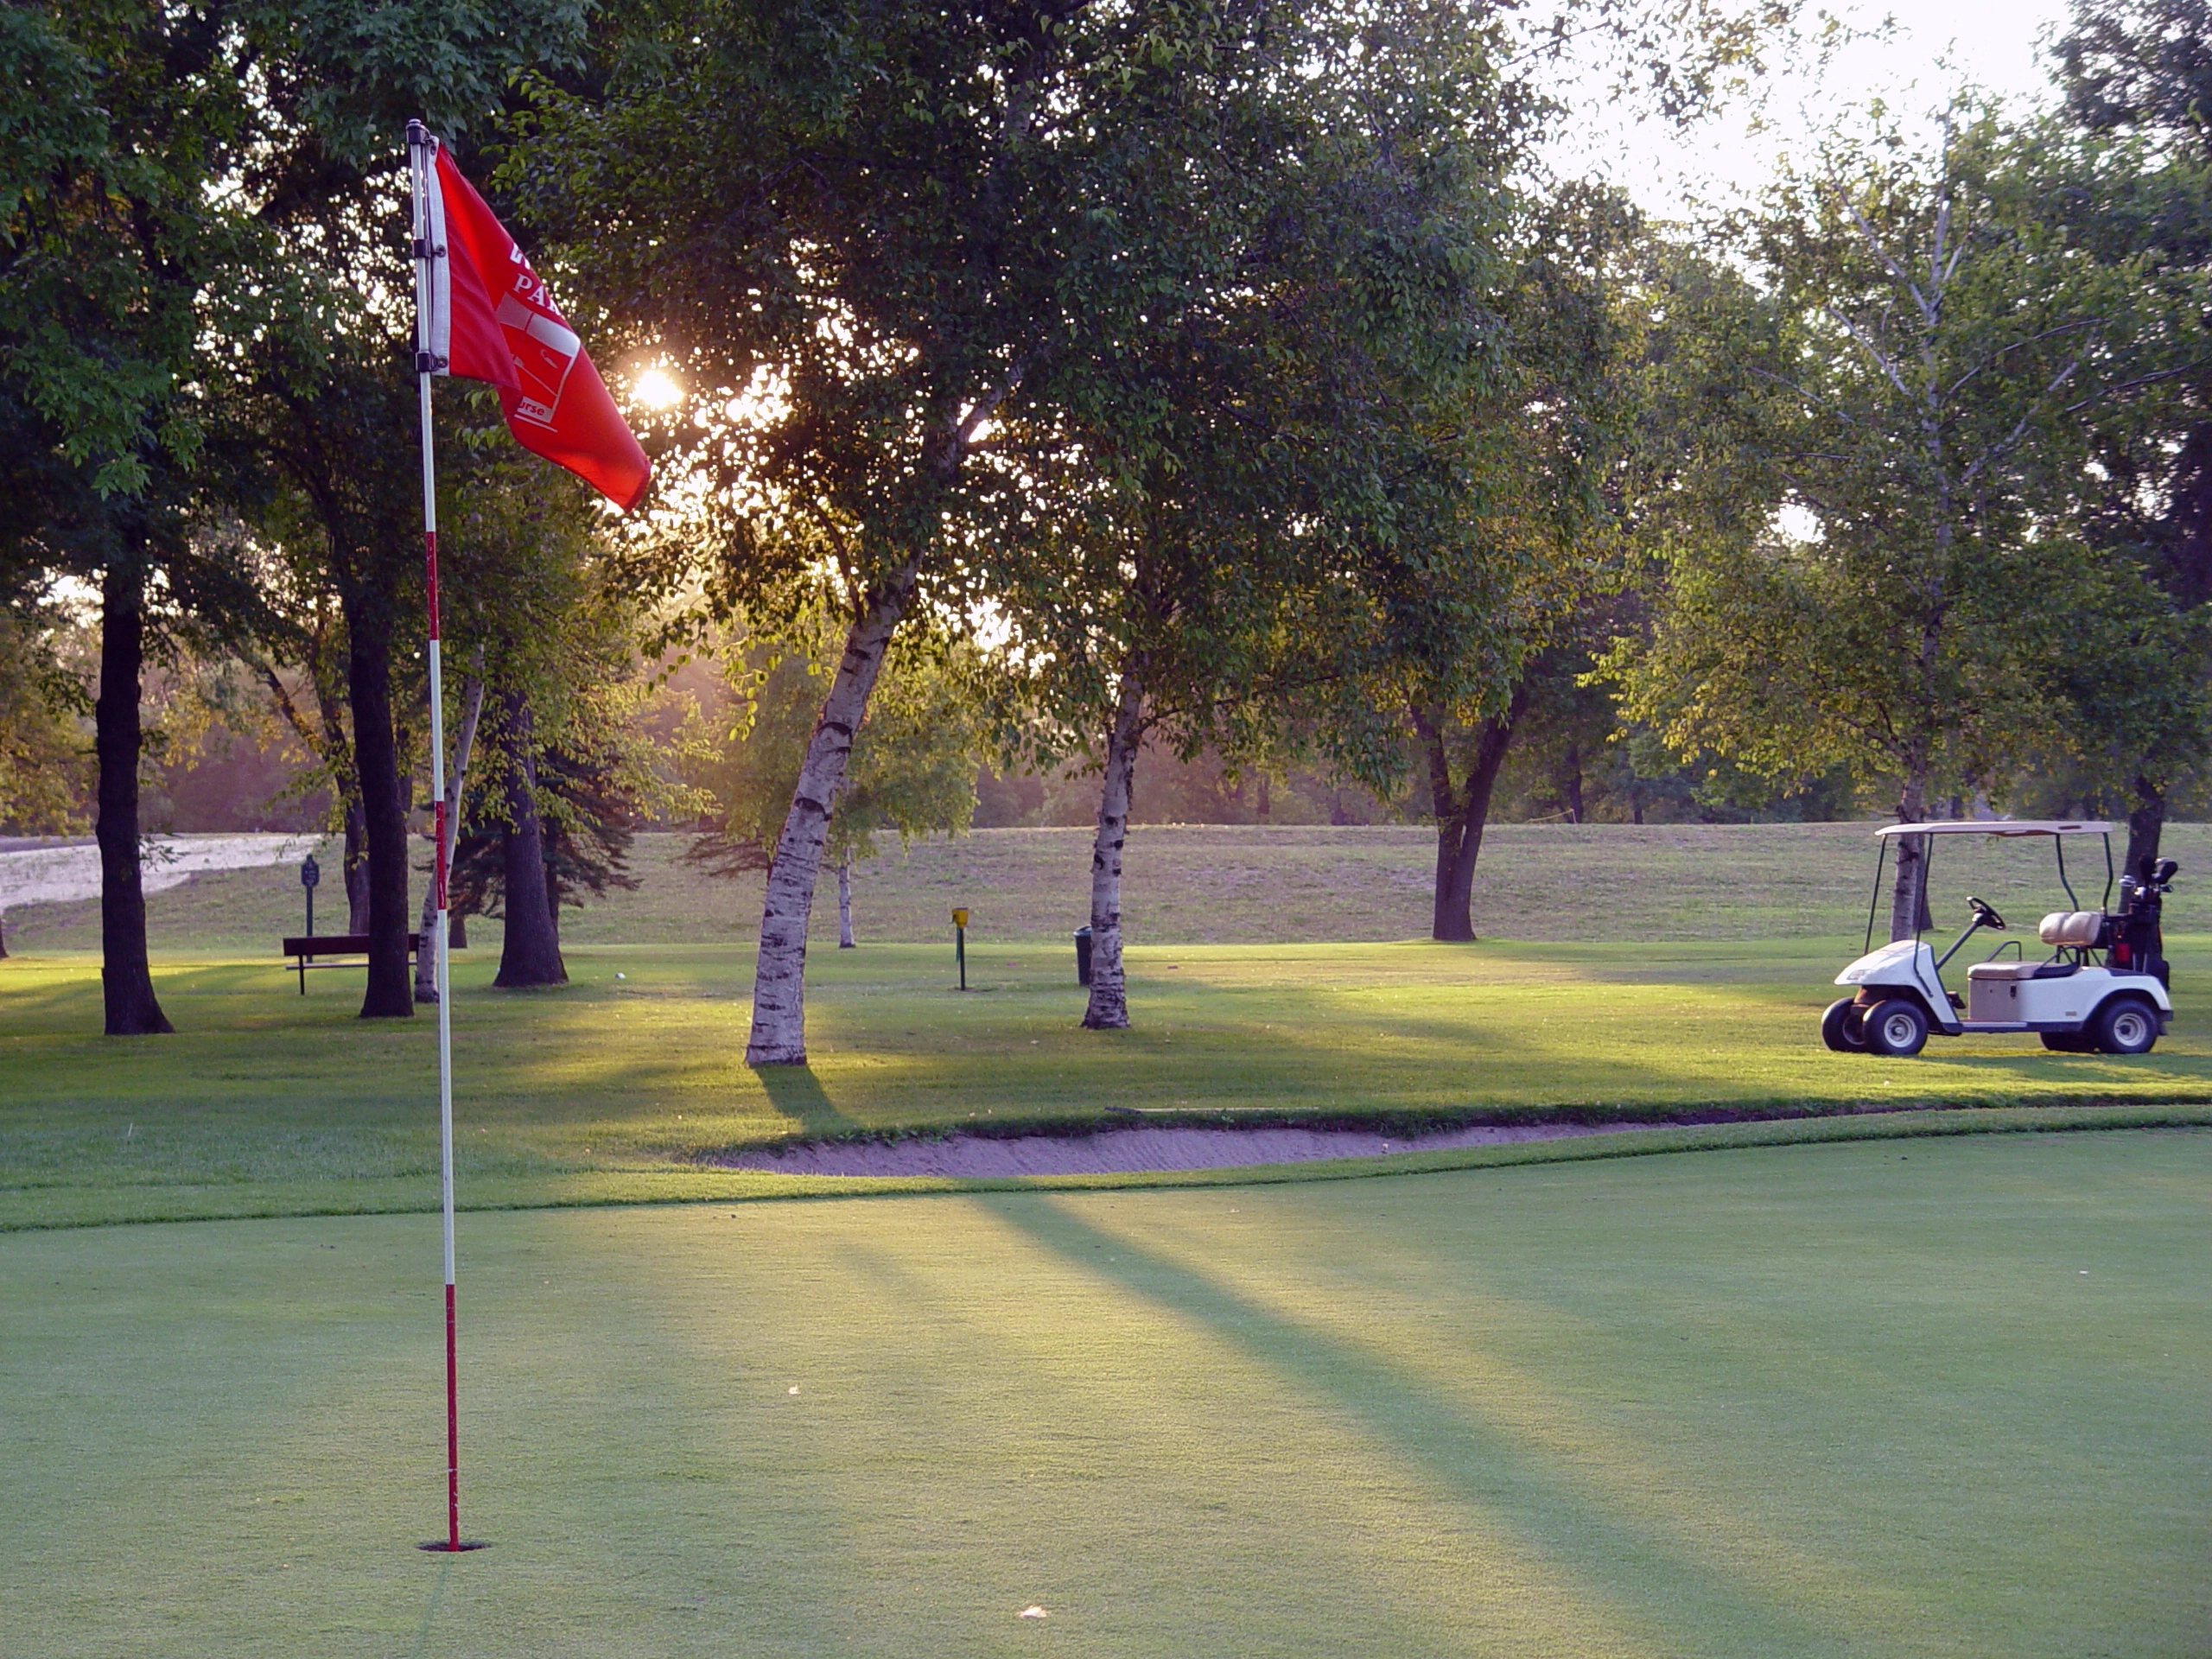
xmin=715 ymin=1119 xmax=1643 ymax=1178
xmin=0 ymin=833 xmax=319 ymax=911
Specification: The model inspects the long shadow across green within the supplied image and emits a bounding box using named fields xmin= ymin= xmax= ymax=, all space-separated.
xmin=991 ymin=1194 xmax=1844 ymax=1657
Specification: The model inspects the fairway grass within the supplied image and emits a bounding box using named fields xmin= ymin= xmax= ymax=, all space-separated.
xmin=9 ymin=937 xmax=2212 ymax=1228
xmin=3 ymin=1130 xmax=2205 ymax=1657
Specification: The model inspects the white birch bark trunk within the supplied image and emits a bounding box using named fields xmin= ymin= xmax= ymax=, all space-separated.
xmin=1082 ymin=667 xmax=1146 ymax=1030
xmin=836 ymin=854 xmax=855 ymax=949
xmin=745 ymin=576 xmax=912 ymax=1064
xmin=1888 ymin=767 xmax=1931 ymax=944
xmin=415 ymin=662 xmax=485 ymax=1003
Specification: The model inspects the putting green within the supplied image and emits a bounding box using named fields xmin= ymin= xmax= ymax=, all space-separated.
xmin=3 ymin=1129 xmax=2205 ymax=1656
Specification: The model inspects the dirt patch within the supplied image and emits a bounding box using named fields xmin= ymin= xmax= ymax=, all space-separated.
xmin=711 ymin=1119 xmax=1643 ymax=1178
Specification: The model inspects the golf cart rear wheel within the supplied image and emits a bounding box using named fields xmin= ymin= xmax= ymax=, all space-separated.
xmin=2089 ymin=995 xmax=2159 ymax=1056
xmin=1821 ymin=998 xmax=1869 ymax=1052
xmin=1864 ymin=998 xmax=1929 ymax=1058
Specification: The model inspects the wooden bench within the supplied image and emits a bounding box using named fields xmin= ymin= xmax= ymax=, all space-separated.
xmin=280 ymin=932 xmax=460 ymax=994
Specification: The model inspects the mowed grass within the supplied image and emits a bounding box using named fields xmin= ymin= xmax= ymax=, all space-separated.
xmin=19 ymin=821 xmax=2212 ymax=955
xmin=6 ymin=829 xmax=2209 ymax=1655
xmin=8 ymin=932 xmax=2212 ymax=1227
xmin=7 ymin=819 xmax=2212 ymax=1227
xmin=3 ymin=1129 xmax=2206 ymax=1658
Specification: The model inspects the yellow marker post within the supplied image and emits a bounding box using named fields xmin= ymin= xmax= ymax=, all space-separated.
xmin=951 ymin=908 xmax=969 ymax=990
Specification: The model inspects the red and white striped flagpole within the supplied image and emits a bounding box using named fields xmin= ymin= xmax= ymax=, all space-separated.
xmin=407 ymin=119 xmax=477 ymax=1555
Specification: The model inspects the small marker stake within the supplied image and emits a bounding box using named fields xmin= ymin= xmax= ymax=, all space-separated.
xmin=952 ymin=908 xmax=969 ymax=990
xmin=296 ymin=854 xmax=320 ymax=995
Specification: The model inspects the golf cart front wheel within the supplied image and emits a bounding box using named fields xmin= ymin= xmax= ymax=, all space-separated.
xmin=1821 ymin=998 xmax=1869 ymax=1052
xmin=1864 ymin=998 xmax=1929 ymax=1058
xmin=2090 ymin=995 xmax=2159 ymax=1056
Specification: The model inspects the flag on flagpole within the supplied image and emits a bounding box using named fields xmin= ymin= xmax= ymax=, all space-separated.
xmin=420 ymin=144 xmax=652 ymax=510
xmin=404 ymin=121 xmax=651 ymax=1554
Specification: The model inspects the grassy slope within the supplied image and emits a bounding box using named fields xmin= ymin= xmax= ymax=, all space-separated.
xmin=3 ymin=1130 xmax=2206 ymax=1658
xmin=16 ymin=819 xmax=2209 ymax=953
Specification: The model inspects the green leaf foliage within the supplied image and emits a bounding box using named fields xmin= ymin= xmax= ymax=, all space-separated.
xmin=677 ymin=614 xmax=982 ymax=874
xmin=1617 ymin=100 xmax=2188 ymax=817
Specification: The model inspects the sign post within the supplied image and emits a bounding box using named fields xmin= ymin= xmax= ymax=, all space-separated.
xmin=297 ymin=855 xmax=320 ymax=995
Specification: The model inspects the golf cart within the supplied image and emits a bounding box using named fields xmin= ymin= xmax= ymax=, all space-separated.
xmin=1822 ymin=820 xmax=2177 ymax=1058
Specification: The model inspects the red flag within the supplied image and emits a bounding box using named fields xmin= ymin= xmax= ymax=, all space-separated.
xmin=423 ymin=145 xmax=652 ymax=511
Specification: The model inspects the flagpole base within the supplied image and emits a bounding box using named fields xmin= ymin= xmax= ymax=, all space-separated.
xmin=417 ymin=1540 xmax=491 ymax=1553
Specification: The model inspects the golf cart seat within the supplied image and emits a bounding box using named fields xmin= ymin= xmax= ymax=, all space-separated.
xmin=2038 ymin=911 xmax=2105 ymax=947
xmin=1967 ymin=958 xmax=2080 ymax=982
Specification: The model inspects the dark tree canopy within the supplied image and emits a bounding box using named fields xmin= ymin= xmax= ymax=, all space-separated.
xmin=2058 ymin=0 xmax=2212 ymax=153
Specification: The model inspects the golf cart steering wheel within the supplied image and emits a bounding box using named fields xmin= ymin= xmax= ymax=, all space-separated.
xmin=1967 ymin=895 xmax=2008 ymax=931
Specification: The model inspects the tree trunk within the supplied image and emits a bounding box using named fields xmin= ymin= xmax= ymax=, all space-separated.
xmin=1562 ymin=745 xmax=1584 ymax=823
xmin=1887 ymin=769 xmax=1931 ymax=944
xmin=1415 ymin=690 xmax=1525 ymax=943
xmin=1418 ymin=708 xmax=1474 ymax=943
xmin=1083 ymin=666 xmax=1146 ymax=1030
xmin=2166 ymin=418 xmax=2212 ymax=605
xmin=414 ymin=663 xmax=486 ymax=1003
xmin=836 ymin=854 xmax=855 ymax=948
xmin=343 ymin=797 xmax=371 ymax=933
xmin=2125 ymin=774 xmax=2164 ymax=884
xmin=1443 ymin=711 xmax=1520 ymax=938
xmin=343 ymin=600 xmax=413 ymax=1017
xmin=94 ymin=562 xmax=170 ymax=1036
xmin=494 ymin=694 xmax=566 ymax=988
xmin=746 ymin=573 xmax=913 ymax=1065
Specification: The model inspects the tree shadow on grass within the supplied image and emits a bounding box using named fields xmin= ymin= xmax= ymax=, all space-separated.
xmin=751 ymin=1063 xmax=864 ymax=1139
xmin=989 ymin=1193 xmax=1859 ymax=1657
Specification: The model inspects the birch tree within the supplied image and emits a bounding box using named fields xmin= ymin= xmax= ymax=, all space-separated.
xmin=520 ymin=0 xmax=1804 ymax=1056
xmin=960 ymin=0 xmax=1546 ymax=1020
xmin=413 ymin=656 xmax=484 ymax=1001
xmin=519 ymin=0 xmax=1427 ymax=1060
xmin=680 ymin=620 xmax=982 ymax=948
xmin=979 ymin=310 xmax=1356 ymax=1027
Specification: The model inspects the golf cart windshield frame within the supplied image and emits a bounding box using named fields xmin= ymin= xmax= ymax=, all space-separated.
xmin=1863 ymin=821 xmax=2116 ymax=956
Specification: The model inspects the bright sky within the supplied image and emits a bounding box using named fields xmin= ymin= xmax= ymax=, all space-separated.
xmin=1547 ymin=0 xmax=2077 ymax=218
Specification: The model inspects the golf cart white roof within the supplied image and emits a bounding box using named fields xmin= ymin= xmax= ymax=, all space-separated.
xmin=1872 ymin=819 xmax=2112 ymax=837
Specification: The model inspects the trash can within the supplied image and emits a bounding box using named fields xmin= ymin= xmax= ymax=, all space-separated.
xmin=1074 ymin=925 xmax=1093 ymax=987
